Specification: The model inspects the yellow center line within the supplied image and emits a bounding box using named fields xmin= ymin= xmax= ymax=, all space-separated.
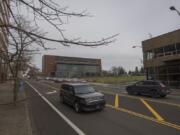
xmin=140 ymin=98 xmax=164 ymax=121
xmin=41 ymin=82 xmax=180 ymax=108
xmin=106 ymin=104 xmax=180 ymax=131
xmin=114 ymin=94 xmax=119 ymax=109
xmin=98 ymin=90 xmax=180 ymax=108
xmin=37 ymin=82 xmax=180 ymax=130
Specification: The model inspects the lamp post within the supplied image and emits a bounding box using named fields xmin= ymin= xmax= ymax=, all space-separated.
xmin=132 ymin=45 xmax=142 ymax=48
xmin=132 ymin=45 xmax=143 ymax=65
xmin=132 ymin=45 xmax=145 ymax=76
xmin=170 ymin=6 xmax=180 ymax=16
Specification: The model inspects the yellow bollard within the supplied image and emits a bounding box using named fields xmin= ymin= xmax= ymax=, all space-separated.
xmin=114 ymin=94 xmax=119 ymax=109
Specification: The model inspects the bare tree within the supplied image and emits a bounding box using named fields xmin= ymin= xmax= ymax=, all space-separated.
xmin=0 ymin=0 xmax=118 ymax=104
xmin=1 ymin=0 xmax=118 ymax=47
xmin=0 ymin=15 xmax=45 ymax=105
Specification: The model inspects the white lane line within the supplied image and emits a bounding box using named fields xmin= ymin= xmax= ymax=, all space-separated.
xmin=26 ymin=81 xmax=86 ymax=135
xmin=46 ymin=90 xmax=57 ymax=95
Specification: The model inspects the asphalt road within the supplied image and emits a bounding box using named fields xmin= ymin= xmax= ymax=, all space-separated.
xmin=26 ymin=80 xmax=180 ymax=135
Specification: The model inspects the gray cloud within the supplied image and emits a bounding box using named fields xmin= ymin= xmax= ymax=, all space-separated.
xmin=32 ymin=0 xmax=180 ymax=71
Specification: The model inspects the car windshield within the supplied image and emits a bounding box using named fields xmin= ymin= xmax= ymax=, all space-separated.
xmin=74 ymin=85 xmax=95 ymax=94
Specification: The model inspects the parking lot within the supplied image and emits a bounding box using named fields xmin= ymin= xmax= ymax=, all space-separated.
xmin=26 ymin=80 xmax=180 ymax=135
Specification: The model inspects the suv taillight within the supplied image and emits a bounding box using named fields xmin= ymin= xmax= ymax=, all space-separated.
xmin=160 ymin=83 xmax=166 ymax=88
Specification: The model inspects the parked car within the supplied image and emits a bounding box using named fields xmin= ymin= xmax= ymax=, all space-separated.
xmin=126 ymin=80 xmax=171 ymax=97
xmin=36 ymin=76 xmax=43 ymax=81
xmin=59 ymin=83 xmax=106 ymax=112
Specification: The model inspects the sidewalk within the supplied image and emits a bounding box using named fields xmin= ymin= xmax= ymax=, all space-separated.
xmin=0 ymin=81 xmax=32 ymax=135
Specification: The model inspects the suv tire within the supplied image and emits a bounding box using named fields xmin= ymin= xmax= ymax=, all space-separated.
xmin=151 ymin=90 xmax=159 ymax=98
xmin=60 ymin=95 xmax=64 ymax=103
xmin=74 ymin=102 xmax=81 ymax=113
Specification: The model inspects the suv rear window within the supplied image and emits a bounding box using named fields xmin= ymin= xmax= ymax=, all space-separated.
xmin=143 ymin=81 xmax=151 ymax=85
xmin=143 ymin=81 xmax=159 ymax=86
xmin=74 ymin=85 xmax=95 ymax=94
xmin=151 ymin=82 xmax=159 ymax=85
xmin=61 ymin=84 xmax=74 ymax=91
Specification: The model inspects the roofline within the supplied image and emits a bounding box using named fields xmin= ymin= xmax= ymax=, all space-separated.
xmin=142 ymin=29 xmax=180 ymax=43
xmin=43 ymin=55 xmax=101 ymax=61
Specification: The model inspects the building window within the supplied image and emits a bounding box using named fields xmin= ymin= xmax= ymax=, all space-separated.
xmin=176 ymin=42 xmax=180 ymax=53
xmin=56 ymin=64 xmax=98 ymax=78
xmin=147 ymin=67 xmax=156 ymax=80
xmin=144 ymin=50 xmax=154 ymax=60
xmin=167 ymin=65 xmax=180 ymax=74
xmin=164 ymin=44 xmax=176 ymax=55
xmin=154 ymin=47 xmax=164 ymax=58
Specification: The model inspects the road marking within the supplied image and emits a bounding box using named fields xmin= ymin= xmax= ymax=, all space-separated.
xmin=40 ymin=82 xmax=59 ymax=90
xmin=106 ymin=104 xmax=180 ymax=131
xmin=40 ymin=84 xmax=180 ymax=108
xmin=31 ymin=81 xmax=180 ymax=131
xmin=114 ymin=94 xmax=119 ymax=109
xmin=39 ymin=82 xmax=180 ymax=108
xmin=26 ymin=81 xmax=86 ymax=135
xmin=98 ymin=90 xmax=180 ymax=108
xmin=38 ymin=81 xmax=180 ymax=108
xmin=46 ymin=90 xmax=57 ymax=95
xmin=140 ymin=99 xmax=164 ymax=121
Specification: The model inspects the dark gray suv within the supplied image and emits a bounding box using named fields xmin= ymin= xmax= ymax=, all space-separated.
xmin=59 ymin=83 xmax=106 ymax=112
xmin=126 ymin=80 xmax=171 ymax=97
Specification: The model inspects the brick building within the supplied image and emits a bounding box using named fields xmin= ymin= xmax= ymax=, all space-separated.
xmin=142 ymin=29 xmax=180 ymax=88
xmin=42 ymin=55 xmax=102 ymax=78
xmin=0 ymin=0 xmax=9 ymax=82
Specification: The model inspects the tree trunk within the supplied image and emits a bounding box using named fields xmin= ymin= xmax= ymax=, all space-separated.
xmin=13 ymin=78 xmax=19 ymax=106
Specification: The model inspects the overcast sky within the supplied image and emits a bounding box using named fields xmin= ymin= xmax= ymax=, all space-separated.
xmin=31 ymin=0 xmax=180 ymax=71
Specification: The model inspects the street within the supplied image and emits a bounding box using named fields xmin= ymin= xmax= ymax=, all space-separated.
xmin=26 ymin=80 xmax=180 ymax=135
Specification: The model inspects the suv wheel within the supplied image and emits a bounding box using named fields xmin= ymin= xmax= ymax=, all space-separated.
xmin=74 ymin=102 xmax=80 ymax=113
xmin=151 ymin=90 xmax=159 ymax=98
xmin=60 ymin=96 xmax=64 ymax=103
xmin=160 ymin=94 xmax=166 ymax=98
xmin=127 ymin=91 xmax=133 ymax=95
xmin=128 ymin=91 xmax=138 ymax=95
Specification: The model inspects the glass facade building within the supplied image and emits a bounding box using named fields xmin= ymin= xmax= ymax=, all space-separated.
xmin=42 ymin=55 xmax=102 ymax=78
xmin=56 ymin=64 xmax=99 ymax=78
xmin=142 ymin=29 xmax=180 ymax=88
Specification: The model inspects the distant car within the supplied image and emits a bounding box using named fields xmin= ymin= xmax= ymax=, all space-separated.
xmin=54 ymin=78 xmax=66 ymax=83
xmin=45 ymin=77 xmax=50 ymax=80
xmin=126 ymin=80 xmax=171 ymax=97
xmin=59 ymin=83 xmax=106 ymax=112
xmin=36 ymin=76 xmax=43 ymax=81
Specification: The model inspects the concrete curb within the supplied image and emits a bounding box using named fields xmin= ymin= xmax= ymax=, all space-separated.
xmin=25 ymin=98 xmax=33 ymax=135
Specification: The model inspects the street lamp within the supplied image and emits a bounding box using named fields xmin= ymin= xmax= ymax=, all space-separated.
xmin=132 ymin=45 xmax=142 ymax=48
xmin=132 ymin=45 xmax=144 ymax=75
xmin=170 ymin=6 xmax=180 ymax=16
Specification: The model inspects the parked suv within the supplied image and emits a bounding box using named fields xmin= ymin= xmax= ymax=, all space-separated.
xmin=126 ymin=80 xmax=171 ymax=97
xmin=59 ymin=83 xmax=106 ymax=112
